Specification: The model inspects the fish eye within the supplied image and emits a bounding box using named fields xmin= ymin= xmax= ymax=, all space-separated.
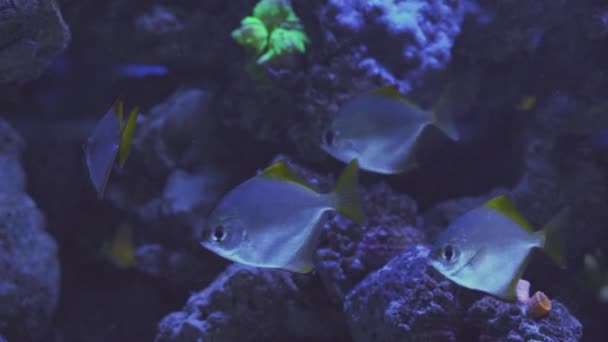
xmin=441 ymin=245 xmax=456 ymax=263
xmin=212 ymin=225 xmax=227 ymax=243
xmin=324 ymin=129 xmax=335 ymax=146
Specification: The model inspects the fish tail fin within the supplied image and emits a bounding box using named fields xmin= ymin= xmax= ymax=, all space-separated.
xmin=333 ymin=159 xmax=365 ymax=224
xmin=430 ymin=69 xmax=482 ymax=141
xmin=430 ymin=97 xmax=460 ymax=141
xmin=536 ymin=207 xmax=570 ymax=268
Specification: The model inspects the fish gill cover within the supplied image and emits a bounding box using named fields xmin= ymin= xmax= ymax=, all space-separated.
xmin=1 ymin=0 xmax=607 ymax=341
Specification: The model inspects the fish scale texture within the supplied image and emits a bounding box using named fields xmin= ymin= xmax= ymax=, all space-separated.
xmin=465 ymin=296 xmax=583 ymax=342
xmin=343 ymin=245 xmax=461 ymax=342
xmin=0 ymin=119 xmax=60 ymax=340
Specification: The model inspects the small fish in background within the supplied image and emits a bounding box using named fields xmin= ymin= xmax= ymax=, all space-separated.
xmin=429 ymin=194 xmax=569 ymax=301
xmin=109 ymin=64 xmax=169 ymax=79
xmin=320 ymin=72 xmax=479 ymax=174
xmin=102 ymin=221 xmax=137 ymax=269
xmin=84 ymin=98 xmax=140 ymax=199
xmin=199 ymin=159 xmax=364 ymax=273
xmin=583 ymin=249 xmax=608 ymax=303
xmin=517 ymin=95 xmax=537 ymax=112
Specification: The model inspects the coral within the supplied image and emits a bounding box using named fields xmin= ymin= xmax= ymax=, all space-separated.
xmin=317 ymin=182 xmax=425 ymax=302
xmin=343 ymin=245 xmax=461 ymax=342
xmin=0 ymin=0 xmax=70 ymax=84
xmin=524 ymin=291 xmax=552 ymax=319
xmin=0 ymin=120 xmax=26 ymax=194
xmin=320 ymin=0 xmax=470 ymax=93
xmin=0 ymin=119 xmax=60 ymax=341
xmin=465 ymin=296 xmax=583 ymax=342
xmin=155 ymin=264 xmax=348 ymax=342
xmin=232 ymin=0 xmax=309 ymax=64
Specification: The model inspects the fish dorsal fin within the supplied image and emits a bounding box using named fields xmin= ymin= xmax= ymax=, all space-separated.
xmin=370 ymin=86 xmax=421 ymax=109
xmin=260 ymin=160 xmax=313 ymax=190
xmin=483 ymin=195 xmax=534 ymax=233
xmin=118 ymin=106 xmax=139 ymax=168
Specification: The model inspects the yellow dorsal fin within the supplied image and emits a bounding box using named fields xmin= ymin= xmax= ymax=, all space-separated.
xmin=371 ymin=85 xmax=405 ymax=99
xmin=260 ymin=160 xmax=313 ymax=190
xmin=118 ymin=106 xmax=139 ymax=168
xmin=483 ymin=194 xmax=534 ymax=233
xmin=369 ymin=86 xmax=421 ymax=109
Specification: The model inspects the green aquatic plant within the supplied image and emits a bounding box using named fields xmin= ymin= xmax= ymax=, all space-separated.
xmin=232 ymin=0 xmax=309 ymax=64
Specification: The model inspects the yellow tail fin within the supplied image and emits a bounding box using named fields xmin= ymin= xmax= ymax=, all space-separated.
xmin=537 ymin=207 xmax=570 ymax=268
xmin=431 ymin=69 xmax=481 ymax=141
xmin=333 ymin=159 xmax=365 ymax=224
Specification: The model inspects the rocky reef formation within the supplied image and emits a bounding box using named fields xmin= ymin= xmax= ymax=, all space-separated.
xmin=2 ymin=0 xmax=606 ymax=340
xmin=0 ymin=119 xmax=60 ymax=340
xmin=0 ymin=0 xmax=70 ymax=85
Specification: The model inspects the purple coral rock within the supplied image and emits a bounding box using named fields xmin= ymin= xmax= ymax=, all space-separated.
xmin=0 ymin=120 xmax=60 ymax=340
xmin=321 ymin=0 xmax=470 ymax=93
xmin=317 ymin=182 xmax=425 ymax=302
xmin=465 ymin=296 xmax=583 ymax=342
xmin=155 ymin=265 xmax=348 ymax=342
xmin=344 ymin=245 xmax=460 ymax=342
xmin=0 ymin=0 xmax=70 ymax=84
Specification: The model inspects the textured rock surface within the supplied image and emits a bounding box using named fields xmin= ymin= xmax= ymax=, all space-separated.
xmin=0 ymin=119 xmax=60 ymax=341
xmin=155 ymin=264 xmax=348 ymax=342
xmin=320 ymin=0 xmax=470 ymax=93
xmin=465 ymin=296 xmax=583 ymax=342
xmin=317 ymin=182 xmax=425 ymax=303
xmin=0 ymin=0 xmax=70 ymax=84
xmin=344 ymin=245 xmax=461 ymax=342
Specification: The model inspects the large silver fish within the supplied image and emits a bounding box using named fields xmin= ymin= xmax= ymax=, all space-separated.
xmin=429 ymin=195 xmax=569 ymax=301
xmin=320 ymin=86 xmax=460 ymax=175
xmin=199 ymin=159 xmax=364 ymax=273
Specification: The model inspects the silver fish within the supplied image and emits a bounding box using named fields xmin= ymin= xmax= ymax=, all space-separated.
xmin=84 ymin=99 xmax=139 ymax=199
xmin=429 ymin=194 xmax=569 ymax=301
xmin=320 ymin=86 xmax=460 ymax=175
xmin=200 ymin=159 xmax=364 ymax=273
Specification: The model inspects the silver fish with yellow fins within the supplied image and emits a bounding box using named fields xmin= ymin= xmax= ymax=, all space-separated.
xmin=429 ymin=194 xmax=569 ymax=301
xmin=84 ymin=98 xmax=139 ymax=199
xmin=199 ymin=159 xmax=364 ymax=273
xmin=321 ymin=72 xmax=480 ymax=174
